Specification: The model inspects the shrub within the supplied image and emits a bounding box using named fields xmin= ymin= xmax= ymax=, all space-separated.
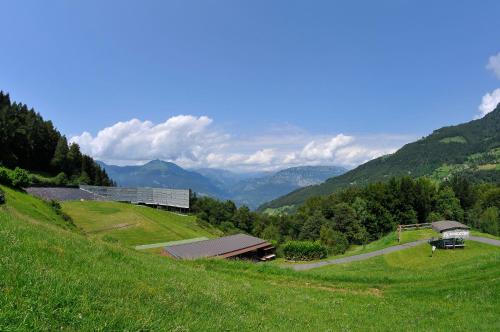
xmin=54 ymin=172 xmax=68 ymax=186
xmin=282 ymin=241 xmax=328 ymax=261
xmin=0 ymin=167 xmax=13 ymax=186
xmin=0 ymin=188 xmax=5 ymax=205
xmin=219 ymin=221 xmax=240 ymax=235
xmin=11 ymin=167 xmax=31 ymax=188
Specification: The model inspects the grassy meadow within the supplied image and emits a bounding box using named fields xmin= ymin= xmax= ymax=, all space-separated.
xmin=1 ymin=186 xmax=499 ymax=331
xmin=61 ymin=200 xmax=221 ymax=246
xmin=273 ymin=228 xmax=439 ymax=266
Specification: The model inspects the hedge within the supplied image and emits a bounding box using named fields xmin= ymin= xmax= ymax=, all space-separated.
xmin=282 ymin=241 xmax=328 ymax=261
xmin=0 ymin=166 xmax=30 ymax=188
xmin=0 ymin=188 xmax=5 ymax=205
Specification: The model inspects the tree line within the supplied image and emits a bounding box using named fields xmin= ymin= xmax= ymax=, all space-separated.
xmin=0 ymin=91 xmax=113 ymax=186
xmin=191 ymin=176 xmax=500 ymax=256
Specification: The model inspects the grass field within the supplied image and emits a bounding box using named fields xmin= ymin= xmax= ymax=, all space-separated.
xmin=273 ymin=228 xmax=439 ymax=265
xmin=61 ymin=200 xmax=221 ymax=246
xmin=1 ymin=186 xmax=499 ymax=331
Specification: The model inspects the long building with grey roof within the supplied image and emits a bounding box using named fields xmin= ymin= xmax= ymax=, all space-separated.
xmin=163 ymin=234 xmax=275 ymax=261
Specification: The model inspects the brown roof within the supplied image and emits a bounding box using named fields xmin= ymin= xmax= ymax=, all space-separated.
xmin=432 ymin=220 xmax=470 ymax=233
xmin=164 ymin=234 xmax=271 ymax=260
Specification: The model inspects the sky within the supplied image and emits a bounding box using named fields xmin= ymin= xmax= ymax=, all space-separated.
xmin=1 ymin=1 xmax=500 ymax=171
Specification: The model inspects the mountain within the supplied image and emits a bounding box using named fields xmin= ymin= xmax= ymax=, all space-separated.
xmin=226 ymin=166 xmax=347 ymax=209
xmin=194 ymin=168 xmax=269 ymax=190
xmin=260 ymin=104 xmax=500 ymax=211
xmin=98 ymin=160 xmax=226 ymax=197
xmin=99 ymin=160 xmax=346 ymax=209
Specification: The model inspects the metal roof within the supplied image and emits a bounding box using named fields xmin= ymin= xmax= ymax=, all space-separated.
xmin=26 ymin=187 xmax=97 ymax=201
xmin=164 ymin=234 xmax=271 ymax=260
xmin=80 ymin=185 xmax=190 ymax=208
xmin=431 ymin=220 xmax=470 ymax=233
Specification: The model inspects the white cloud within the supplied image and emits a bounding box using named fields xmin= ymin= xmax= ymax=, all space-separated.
xmin=245 ymin=149 xmax=276 ymax=165
xmin=70 ymin=115 xmax=227 ymax=164
xmin=298 ymin=134 xmax=353 ymax=161
xmin=476 ymin=88 xmax=500 ymax=118
xmin=71 ymin=116 xmax=413 ymax=171
xmin=486 ymin=52 xmax=500 ymax=79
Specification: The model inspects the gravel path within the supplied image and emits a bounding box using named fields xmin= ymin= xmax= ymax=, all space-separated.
xmin=290 ymin=236 xmax=500 ymax=271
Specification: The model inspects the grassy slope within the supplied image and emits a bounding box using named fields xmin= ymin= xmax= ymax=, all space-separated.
xmin=274 ymin=229 xmax=438 ymax=265
xmin=61 ymin=200 xmax=221 ymax=246
xmin=261 ymin=105 xmax=500 ymax=210
xmin=1 ymin=186 xmax=499 ymax=331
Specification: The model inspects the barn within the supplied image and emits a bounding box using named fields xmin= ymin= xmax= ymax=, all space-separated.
xmin=163 ymin=234 xmax=275 ymax=261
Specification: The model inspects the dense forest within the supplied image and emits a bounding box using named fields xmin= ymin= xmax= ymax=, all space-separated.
xmin=0 ymin=91 xmax=113 ymax=187
xmin=192 ymin=175 xmax=500 ymax=256
xmin=262 ymin=103 xmax=500 ymax=210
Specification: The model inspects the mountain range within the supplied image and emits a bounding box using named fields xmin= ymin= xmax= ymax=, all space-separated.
xmin=98 ymin=161 xmax=347 ymax=209
xmin=260 ymin=103 xmax=500 ymax=211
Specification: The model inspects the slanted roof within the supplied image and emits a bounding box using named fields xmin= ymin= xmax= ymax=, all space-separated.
xmin=164 ymin=234 xmax=272 ymax=260
xmin=432 ymin=220 xmax=470 ymax=233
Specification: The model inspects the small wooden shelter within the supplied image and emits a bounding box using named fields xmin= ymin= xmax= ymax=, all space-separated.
xmin=430 ymin=220 xmax=470 ymax=249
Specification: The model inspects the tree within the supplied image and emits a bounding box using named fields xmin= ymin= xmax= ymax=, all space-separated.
xmin=331 ymin=203 xmax=366 ymax=243
xmin=67 ymin=143 xmax=83 ymax=175
xmin=436 ymin=187 xmax=464 ymax=221
xmin=319 ymin=226 xmax=349 ymax=255
xmin=0 ymin=91 xmax=114 ymax=185
xmin=261 ymin=224 xmax=281 ymax=242
xmin=449 ymin=175 xmax=477 ymax=211
xmin=478 ymin=207 xmax=499 ymax=236
xmin=50 ymin=136 xmax=69 ymax=170
xmin=233 ymin=206 xmax=254 ymax=233
xmin=481 ymin=187 xmax=500 ymax=210
xmin=299 ymin=210 xmax=326 ymax=240
xmin=413 ymin=178 xmax=436 ymax=222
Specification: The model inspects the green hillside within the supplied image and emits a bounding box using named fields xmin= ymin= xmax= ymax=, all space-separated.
xmin=261 ymin=104 xmax=500 ymax=210
xmin=62 ymin=200 xmax=221 ymax=246
xmin=1 ymin=186 xmax=499 ymax=330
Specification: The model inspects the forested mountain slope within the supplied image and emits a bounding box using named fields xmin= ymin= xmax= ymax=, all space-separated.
xmin=227 ymin=166 xmax=346 ymax=209
xmin=0 ymin=91 xmax=112 ymax=186
xmin=261 ymin=104 xmax=500 ymax=210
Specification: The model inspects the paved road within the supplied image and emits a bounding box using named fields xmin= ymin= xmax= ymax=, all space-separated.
xmin=469 ymin=236 xmax=500 ymax=247
xmin=290 ymin=236 xmax=500 ymax=271
xmin=291 ymin=240 xmax=428 ymax=271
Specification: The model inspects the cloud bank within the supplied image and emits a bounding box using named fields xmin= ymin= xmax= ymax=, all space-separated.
xmin=477 ymin=88 xmax=500 ymax=119
xmin=487 ymin=52 xmax=500 ymax=79
xmin=71 ymin=117 xmax=412 ymax=171
xmin=475 ymin=53 xmax=500 ymax=119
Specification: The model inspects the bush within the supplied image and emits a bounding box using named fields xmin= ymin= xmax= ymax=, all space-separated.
xmin=54 ymin=172 xmax=68 ymax=186
xmin=0 ymin=167 xmax=13 ymax=186
xmin=0 ymin=188 xmax=5 ymax=205
xmin=11 ymin=167 xmax=31 ymax=188
xmin=282 ymin=241 xmax=328 ymax=261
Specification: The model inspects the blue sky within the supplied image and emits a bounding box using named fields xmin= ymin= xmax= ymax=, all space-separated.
xmin=1 ymin=1 xmax=500 ymax=171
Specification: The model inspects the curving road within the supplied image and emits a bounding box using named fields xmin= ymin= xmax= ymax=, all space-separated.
xmin=290 ymin=237 xmax=499 ymax=271
xmin=469 ymin=236 xmax=500 ymax=247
